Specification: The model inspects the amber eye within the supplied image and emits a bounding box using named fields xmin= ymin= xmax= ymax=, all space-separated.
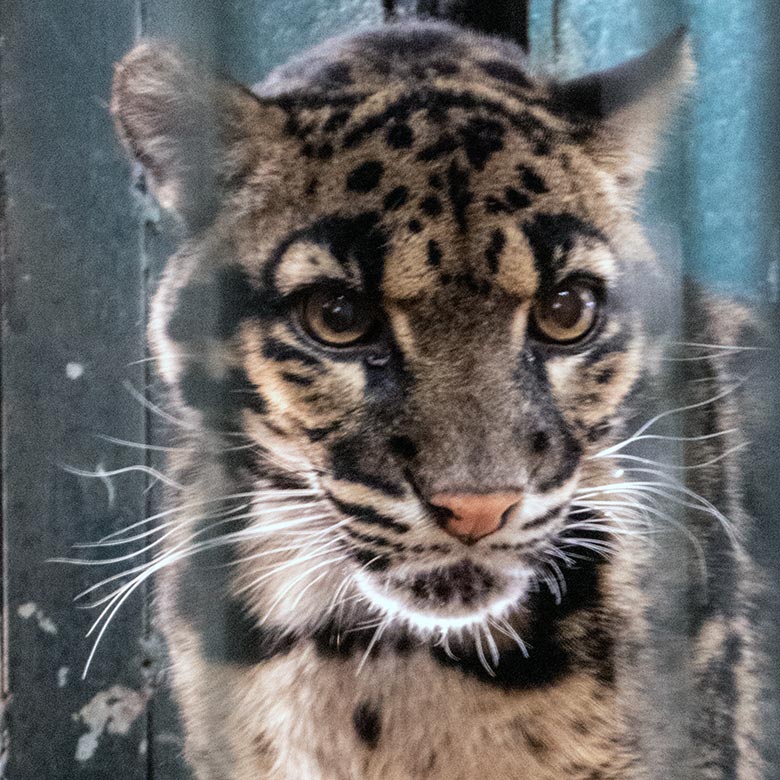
xmin=299 ymin=288 xmax=376 ymax=347
xmin=531 ymin=279 xmax=601 ymax=344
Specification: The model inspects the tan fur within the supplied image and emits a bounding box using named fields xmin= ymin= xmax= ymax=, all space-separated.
xmin=112 ymin=21 xmax=766 ymax=780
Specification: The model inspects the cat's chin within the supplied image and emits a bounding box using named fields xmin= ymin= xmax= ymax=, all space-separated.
xmin=353 ymin=561 xmax=533 ymax=637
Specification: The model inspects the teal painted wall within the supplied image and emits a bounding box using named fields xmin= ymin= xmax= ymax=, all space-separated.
xmin=530 ymin=0 xmax=780 ymax=297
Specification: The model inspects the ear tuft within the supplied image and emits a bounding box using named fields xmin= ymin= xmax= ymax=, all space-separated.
xmin=551 ymin=28 xmax=695 ymax=190
xmin=112 ymin=42 xmax=274 ymax=227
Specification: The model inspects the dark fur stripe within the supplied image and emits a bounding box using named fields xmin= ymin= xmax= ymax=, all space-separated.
xmin=263 ymin=337 xmax=323 ymax=367
xmin=329 ymin=495 xmax=410 ymax=534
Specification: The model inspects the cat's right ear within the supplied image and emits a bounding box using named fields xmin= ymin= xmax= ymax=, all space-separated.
xmin=111 ymin=43 xmax=283 ymax=228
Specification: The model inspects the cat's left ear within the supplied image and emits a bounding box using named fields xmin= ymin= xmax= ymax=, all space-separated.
xmin=551 ymin=28 xmax=695 ymax=190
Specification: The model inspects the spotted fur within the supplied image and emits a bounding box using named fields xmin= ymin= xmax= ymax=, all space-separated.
xmin=112 ymin=21 xmax=766 ymax=780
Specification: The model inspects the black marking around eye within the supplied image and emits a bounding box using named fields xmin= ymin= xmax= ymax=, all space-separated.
xmin=264 ymin=212 xmax=387 ymax=301
xmin=346 ymin=161 xmax=384 ymax=193
xmin=302 ymin=421 xmax=341 ymax=442
xmin=521 ymin=213 xmax=605 ymax=290
xmin=478 ymin=60 xmax=533 ymax=90
xmin=383 ymin=185 xmax=409 ymax=211
xmin=263 ymin=337 xmax=322 ymax=367
xmin=427 ymin=239 xmax=443 ymax=268
xmin=517 ymin=164 xmax=548 ymax=194
xmin=329 ymin=494 xmax=410 ymax=533
xmin=582 ymin=332 xmax=629 ymax=366
xmin=485 ymin=229 xmax=506 ymax=274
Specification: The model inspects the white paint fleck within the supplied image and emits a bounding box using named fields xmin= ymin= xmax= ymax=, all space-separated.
xmin=73 ymin=685 xmax=148 ymax=762
xmin=138 ymin=738 xmax=148 ymax=757
xmin=17 ymin=602 xmax=58 ymax=635
xmin=58 ymin=666 xmax=70 ymax=688
xmin=66 ymin=362 xmax=84 ymax=380
xmin=17 ymin=602 xmax=36 ymax=620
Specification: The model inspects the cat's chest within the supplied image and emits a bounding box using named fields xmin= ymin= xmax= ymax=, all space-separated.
xmin=234 ymin=644 xmax=627 ymax=780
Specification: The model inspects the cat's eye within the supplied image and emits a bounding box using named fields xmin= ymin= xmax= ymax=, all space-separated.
xmin=531 ymin=278 xmax=600 ymax=344
xmin=298 ymin=288 xmax=376 ymax=347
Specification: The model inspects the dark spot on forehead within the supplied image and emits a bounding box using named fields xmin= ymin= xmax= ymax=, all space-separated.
xmin=346 ymin=161 xmax=384 ymax=193
xmin=408 ymin=218 xmax=423 ymax=233
xmin=428 ymin=173 xmax=443 ymax=189
xmin=386 ymin=123 xmax=414 ymax=149
xmin=479 ymin=59 xmax=533 ymax=90
xmin=420 ymin=195 xmax=443 ymax=217
xmin=505 ymin=187 xmax=531 ymax=210
xmin=317 ymin=143 xmax=334 ymax=160
xmin=459 ymin=117 xmax=505 ymax=170
xmin=446 ymin=160 xmax=472 ymax=231
xmin=417 ymin=133 xmax=458 ymax=162
xmin=323 ymin=110 xmax=351 ymax=132
xmin=383 ymin=185 xmax=409 ymax=211
xmin=427 ymin=239 xmax=443 ymax=268
xmin=517 ymin=164 xmax=549 ymax=194
xmin=485 ymin=229 xmax=506 ymax=274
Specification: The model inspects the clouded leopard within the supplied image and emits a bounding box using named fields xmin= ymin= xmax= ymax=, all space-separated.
xmin=110 ymin=19 xmax=766 ymax=780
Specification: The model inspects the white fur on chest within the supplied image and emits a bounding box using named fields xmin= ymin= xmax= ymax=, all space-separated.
xmin=224 ymin=645 xmax=623 ymax=780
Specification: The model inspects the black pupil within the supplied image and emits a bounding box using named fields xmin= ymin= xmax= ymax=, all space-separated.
xmin=322 ymin=294 xmax=357 ymax=333
xmin=549 ymin=289 xmax=583 ymax=328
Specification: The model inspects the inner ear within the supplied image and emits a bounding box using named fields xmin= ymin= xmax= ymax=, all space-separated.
xmin=111 ymin=42 xmax=283 ymax=228
xmin=550 ymin=27 xmax=695 ymax=190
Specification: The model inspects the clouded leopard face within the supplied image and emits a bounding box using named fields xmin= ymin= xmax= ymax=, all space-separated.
xmin=112 ymin=23 xmax=692 ymax=645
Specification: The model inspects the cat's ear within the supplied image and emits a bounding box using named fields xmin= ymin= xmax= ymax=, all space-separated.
xmin=112 ymin=42 xmax=283 ymax=227
xmin=551 ymin=28 xmax=695 ymax=190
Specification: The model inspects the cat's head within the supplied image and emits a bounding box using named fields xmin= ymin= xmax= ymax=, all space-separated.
xmin=112 ymin=22 xmax=692 ymax=638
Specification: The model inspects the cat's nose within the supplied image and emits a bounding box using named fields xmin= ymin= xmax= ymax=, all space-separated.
xmin=429 ymin=491 xmax=523 ymax=545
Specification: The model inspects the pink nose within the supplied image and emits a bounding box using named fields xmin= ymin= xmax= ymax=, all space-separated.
xmin=429 ymin=492 xmax=523 ymax=545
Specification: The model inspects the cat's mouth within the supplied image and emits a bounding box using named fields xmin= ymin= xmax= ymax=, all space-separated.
xmin=353 ymin=559 xmax=533 ymax=634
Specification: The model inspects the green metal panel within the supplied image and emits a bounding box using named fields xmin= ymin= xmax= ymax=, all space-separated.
xmin=1 ymin=1 xmax=151 ymax=777
xmin=529 ymin=0 xmax=780 ymax=297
